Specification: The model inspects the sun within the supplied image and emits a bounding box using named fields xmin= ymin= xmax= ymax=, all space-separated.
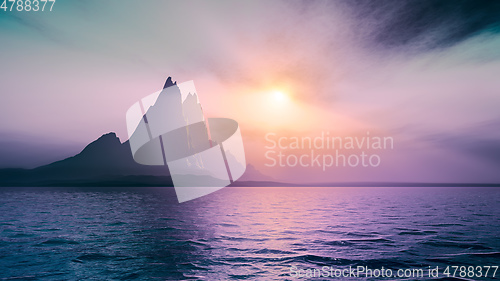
xmin=273 ymin=91 xmax=287 ymax=102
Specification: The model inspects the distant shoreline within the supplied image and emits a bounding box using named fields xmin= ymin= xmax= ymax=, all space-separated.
xmin=1 ymin=174 xmax=499 ymax=188
xmin=231 ymin=181 xmax=500 ymax=187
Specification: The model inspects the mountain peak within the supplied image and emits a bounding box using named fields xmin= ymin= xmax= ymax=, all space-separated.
xmin=82 ymin=132 xmax=121 ymax=152
xmin=239 ymin=164 xmax=274 ymax=181
xmin=163 ymin=77 xmax=177 ymax=89
xmin=98 ymin=132 xmax=119 ymax=142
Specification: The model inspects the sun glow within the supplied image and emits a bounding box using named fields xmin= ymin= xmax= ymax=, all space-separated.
xmin=273 ymin=90 xmax=287 ymax=103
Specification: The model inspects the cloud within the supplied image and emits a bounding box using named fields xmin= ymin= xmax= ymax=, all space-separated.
xmin=335 ymin=0 xmax=500 ymax=53
xmin=420 ymin=118 xmax=500 ymax=168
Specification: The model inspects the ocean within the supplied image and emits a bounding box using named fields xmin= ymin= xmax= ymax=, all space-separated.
xmin=0 ymin=186 xmax=498 ymax=280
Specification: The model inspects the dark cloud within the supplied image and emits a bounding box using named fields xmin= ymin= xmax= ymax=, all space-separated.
xmin=297 ymin=0 xmax=500 ymax=53
xmin=421 ymin=119 xmax=500 ymax=167
xmin=459 ymin=139 xmax=500 ymax=167
xmin=351 ymin=0 xmax=500 ymax=51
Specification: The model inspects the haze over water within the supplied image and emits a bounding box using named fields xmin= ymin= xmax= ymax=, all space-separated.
xmin=0 ymin=186 xmax=498 ymax=280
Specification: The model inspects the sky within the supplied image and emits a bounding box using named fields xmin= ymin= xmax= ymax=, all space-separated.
xmin=1 ymin=0 xmax=500 ymax=183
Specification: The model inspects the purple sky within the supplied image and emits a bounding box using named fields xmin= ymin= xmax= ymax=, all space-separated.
xmin=1 ymin=1 xmax=500 ymax=183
